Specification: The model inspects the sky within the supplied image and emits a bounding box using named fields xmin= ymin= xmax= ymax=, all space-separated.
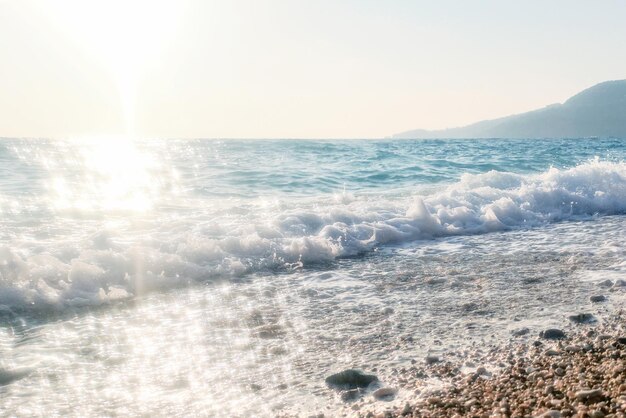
xmin=1 ymin=0 xmax=625 ymax=139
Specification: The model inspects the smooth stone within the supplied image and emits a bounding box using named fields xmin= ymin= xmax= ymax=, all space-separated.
xmin=598 ymin=280 xmax=614 ymax=287
xmin=475 ymin=366 xmax=489 ymax=376
xmin=464 ymin=398 xmax=478 ymax=408
xmin=590 ymin=295 xmax=607 ymax=303
xmin=545 ymin=348 xmax=561 ymax=356
xmin=537 ymin=411 xmax=562 ymax=418
xmin=575 ymin=388 xmax=604 ymax=401
xmin=512 ymin=327 xmax=530 ymax=336
xmin=372 ymin=387 xmax=397 ymax=400
xmin=612 ymin=279 xmax=626 ymax=288
xmin=0 ymin=368 xmax=31 ymax=386
xmin=568 ymin=313 xmax=596 ymax=324
xmin=325 ymin=369 xmax=378 ymax=389
xmin=540 ymin=329 xmax=566 ymax=340
xmin=616 ymin=337 xmax=626 ymax=345
xmin=425 ymin=355 xmax=440 ymax=365
xmin=340 ymin=389 xmax=361 ymax=402
xmin=381 ymin=307 xmax=394 ymax=315
xmin=255 ymin=324 xmax=285 ymax=339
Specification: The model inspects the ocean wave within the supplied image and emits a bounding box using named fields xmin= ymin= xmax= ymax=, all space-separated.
xmin=1 ymin=159 xmax=625 ymax=311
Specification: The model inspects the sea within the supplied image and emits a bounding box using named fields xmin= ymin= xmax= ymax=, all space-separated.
xmin=0 ymin=137 xmax=625 ymax=416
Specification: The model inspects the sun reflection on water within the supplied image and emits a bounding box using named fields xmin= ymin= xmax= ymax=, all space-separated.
xmin=47 ymin=137 xmax=168 ymax=213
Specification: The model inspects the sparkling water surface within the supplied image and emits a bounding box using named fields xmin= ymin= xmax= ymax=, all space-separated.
xmin=1 ymin=138 xmax=626 ymax=416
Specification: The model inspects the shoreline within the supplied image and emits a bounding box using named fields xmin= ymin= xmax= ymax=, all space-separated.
xmin=349 ymin=307 xmax=626 ymax=418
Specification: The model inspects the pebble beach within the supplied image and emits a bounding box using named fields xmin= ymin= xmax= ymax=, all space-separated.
xmin=2 ymin=139 xmax=626 ymax=416
xmin=345 ymin=306 xmax=626 ymax=418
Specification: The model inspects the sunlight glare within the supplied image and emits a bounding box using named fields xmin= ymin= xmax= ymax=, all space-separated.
xmin=36 ymin=0 xmax=183 ymax=135
xmin=48 ymin=137 xmax=164 ymax=212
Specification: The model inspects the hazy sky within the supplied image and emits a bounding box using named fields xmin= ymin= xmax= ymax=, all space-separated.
xmin=1 ymin=0 xmax=625 ymax=139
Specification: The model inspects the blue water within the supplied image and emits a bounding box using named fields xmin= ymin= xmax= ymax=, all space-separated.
xmin=1 ymin=137 xmax=626 ymax=416
xmin=2 ymin=138 xmax=625 ymax=199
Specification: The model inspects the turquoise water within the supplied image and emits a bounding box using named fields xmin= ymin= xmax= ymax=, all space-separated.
xmin=1 ymin=137 xmax=626 ymax=416
xmin=2 ymin=138 xmax=625 ymax=199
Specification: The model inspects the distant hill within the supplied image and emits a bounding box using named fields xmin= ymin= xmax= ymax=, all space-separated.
xmin=393 ymin=80 xmax=626 ymax=139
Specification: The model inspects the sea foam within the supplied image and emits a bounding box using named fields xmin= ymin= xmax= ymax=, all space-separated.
xmin=1 ymin=159 xmax=625 ymax=311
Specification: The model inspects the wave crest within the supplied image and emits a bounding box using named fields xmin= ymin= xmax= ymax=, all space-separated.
xmin=1 ymin=159 xmax=625 ymax=311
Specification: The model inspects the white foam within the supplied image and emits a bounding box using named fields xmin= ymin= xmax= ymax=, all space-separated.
xmin=1 ymin=159 xmax=625 ymax=311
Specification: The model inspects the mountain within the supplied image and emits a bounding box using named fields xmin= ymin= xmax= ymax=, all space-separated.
xmin=393 ymin=80 xmax=626 ymax=139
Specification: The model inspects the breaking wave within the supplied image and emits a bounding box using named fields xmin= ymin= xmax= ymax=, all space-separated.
xmin=1 ymin=158 xmax=625 ymax=311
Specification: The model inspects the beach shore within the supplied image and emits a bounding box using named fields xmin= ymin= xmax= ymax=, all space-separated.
xmin=353 ymin=309 xmax=626 ymax=418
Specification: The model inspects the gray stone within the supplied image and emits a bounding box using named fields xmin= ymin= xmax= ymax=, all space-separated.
xmin=540 ymin=329 xmax=566 ymax=340
xmin=381 ymin=307 xmax=394 ymax=315
xmin=325 ymin=369 xmax=378 ymax=389
xmin=372 ymin=387 xmax=397 ymax=399
xmin=425 ymin=355 xmax=440 ymax=365
xmin=512 ymin=327 xmax=530 ymax=336
xmin=537 ymin=411 xmax=561 ymax=418
xmin=340 ymin=389 xmax=361 ymax=402
xmin=575 ymin=388 xmax=604 ymax=401
xmin=568 ymin=313 xmax=596 ymax=324
xmin=545 ymin=348 xmax=561 ymax=356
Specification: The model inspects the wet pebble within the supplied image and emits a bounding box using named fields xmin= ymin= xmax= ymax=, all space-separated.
xmin=425 ymin=355 xmax=440 ymax=365
xmin=325 ymin=369 xmax=378 ymax=389
xmin=373 ymin=387 xmax=397 ymax=400
xmin=568 ymin=313 xmax=596 ymax=324
xmin=540 ymin=329 xmax=567 ymax=340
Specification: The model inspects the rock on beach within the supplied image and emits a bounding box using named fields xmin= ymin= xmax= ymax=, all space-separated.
xmin=540 ymin=328 xmax=567 ymax=339
xmin=359 ymin=312 xmax=626 ymax=418
xmin=325 ymin=369 xmax=378 ymax=389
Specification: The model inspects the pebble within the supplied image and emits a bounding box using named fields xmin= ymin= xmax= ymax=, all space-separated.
xmin=340 ymin=389 xmax=361 ymax=402
xmin=540 ymin=329 xmax=567 ymax=340
xmin=590 ymin=295 xmax=607 ymax=303
xmin=612 ymin=279 xmax=626 ymax=288
xmin=373 ymin=387 xmax=397 ymax=400
xmin=568 ymin=313 xmax=596 ymax=324
xmin=475 ymin=366 xmax=488 ymax=376
xmin=325 ymin=369 xmax=378 ymax=389
xmin=538 ymin=410 xmax=561 ymax=418
xmin=360 ymin=313 xmax=626 ymax=417
xmin=425 ymin=355 xmax=440 ymax=365
xmin=381 ymin=307 xmax=394 ymax=315
xmin=464 ymin=398 xmax=478 ymax=408
xmin=512 ymin=327 xmax=530 ymax=336
xmin=575 ymin=388 xmax=604 ymax=401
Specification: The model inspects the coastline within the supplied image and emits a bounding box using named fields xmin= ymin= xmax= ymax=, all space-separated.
xmin=349 ymin=301 xmax=626 ymax=418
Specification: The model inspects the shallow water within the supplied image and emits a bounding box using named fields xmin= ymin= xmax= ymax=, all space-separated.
xmin=1 ymin=138 xmax=625 ymax=416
